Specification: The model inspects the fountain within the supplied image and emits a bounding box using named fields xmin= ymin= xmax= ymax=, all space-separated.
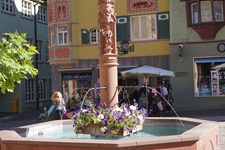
xmin=0 ymin=0 xmax=220 ymax=150
xmin=0 ymin=117 xmax=220 ymax=150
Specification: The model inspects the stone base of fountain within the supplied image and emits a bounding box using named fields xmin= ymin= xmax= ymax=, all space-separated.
xmin=77 ymin=123 xmax=143 ymax=136
xmin=0 ymin=118 xmax=220 ymax=150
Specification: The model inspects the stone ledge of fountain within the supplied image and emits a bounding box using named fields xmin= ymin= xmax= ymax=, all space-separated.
xmin=0 ymin=117 xmax=220 ymax=150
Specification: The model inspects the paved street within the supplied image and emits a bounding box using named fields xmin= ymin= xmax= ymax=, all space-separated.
xmin=0 ymin=108 xmax=225 ymax=149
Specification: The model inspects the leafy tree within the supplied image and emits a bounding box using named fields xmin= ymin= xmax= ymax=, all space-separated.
xmin=0 ymin=32 xmax=38 ymax=94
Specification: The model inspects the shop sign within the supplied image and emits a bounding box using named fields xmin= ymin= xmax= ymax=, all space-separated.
xmin=217 ymin=43 xmax=225 ymax=53
xmin=63 ymin=74 xmax=92 ymax=80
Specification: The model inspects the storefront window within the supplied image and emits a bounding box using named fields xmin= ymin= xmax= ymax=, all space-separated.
xmin=194 ymin=57 xmax=225 ymax=96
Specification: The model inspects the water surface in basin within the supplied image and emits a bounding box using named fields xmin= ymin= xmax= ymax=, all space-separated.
xmin=20 ymin=123 xmax=189 ymax=140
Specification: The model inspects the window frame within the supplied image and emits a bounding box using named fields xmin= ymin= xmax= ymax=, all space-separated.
xmin=2 ymin=0 xmax=14 ymax=14
xmin=188 ymin=0 xmax=225 ymax=25
xmin=191 ymin=3 xmax=199 ymax=24
xmin=38 ymin=79 xmax=47 ymax=100
xmin=21 ymin=0 xmax=32 ymax=19
xmin=130 ymin=14 xmax=157 ymax=41
xmin=89 ymin=28 xmax=99 ymax=44
xmin=214 ymin=1 xmax=224 ymax=22
xmin=186 ymin=0 xmax=225 ymax=39
xmin=50 ymin=27 xmax=54 ymax=46
xmin=38 ymin=5 xmax=47 ymax=23
xmin=46 ymin=41 xmax=49 ymax=62
xmin=200 ymin=1 xmax=213 ymax=23
xmin=57 ymin=25 xmax=68 ymax=45
xmin=36 ymin=40 xmax=42 ymax=62
xmin=25 ymin=79 xmax=35 ymax=102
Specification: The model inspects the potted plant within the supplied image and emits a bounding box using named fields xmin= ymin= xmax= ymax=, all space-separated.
xmin=72 ymin=101 xmax=147 ymax=136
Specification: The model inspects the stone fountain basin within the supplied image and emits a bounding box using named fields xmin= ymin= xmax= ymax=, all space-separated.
xmin=0 ymin=117 xmax=219 ymax=150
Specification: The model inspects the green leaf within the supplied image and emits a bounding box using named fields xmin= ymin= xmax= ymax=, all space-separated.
xmin=0 ymin=32 xmax=39 ymax=94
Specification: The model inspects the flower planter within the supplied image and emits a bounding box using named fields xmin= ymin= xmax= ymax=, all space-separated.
xmin=77 ymin=123 xmax=143 ymax=137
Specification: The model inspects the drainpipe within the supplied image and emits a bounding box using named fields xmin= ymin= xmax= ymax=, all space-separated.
xmin=34 ymin=0 xmax=39 ymax=110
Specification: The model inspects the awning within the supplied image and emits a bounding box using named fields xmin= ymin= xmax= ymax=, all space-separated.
xmin=194 ymin=57 xmax=225 ymax=63
xmin=121 ymin=65 xmax=175 ymax=78
xmin=213 ymin=63 xmax=225 ymax=69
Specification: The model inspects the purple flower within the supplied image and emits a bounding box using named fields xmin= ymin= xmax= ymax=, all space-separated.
xmin=103 ymin=118 xmax=108 ymax=126
xmin=118 ymin=116 xmax=124 ymax=122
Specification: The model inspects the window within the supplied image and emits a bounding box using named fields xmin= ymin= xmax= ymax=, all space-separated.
xmin=2 ymin=0 xmax=14 ymax=14
xmin=38 ymin=79 xmax=46 ymax=100
xmin=37 ymin=40 xmax=42 ymax=61
xmin=214 ymin=1 xmax=224 ymax=22
xmin=49 ymin=27 xmax=54 ymax=46
xmin=187 ymin=0 xmax=225 ymax=39
xmin=189 ymin=0 xmax=224 ymax=24
xmin=22 ymin=0 xmax=32 ymax=19
xmin=49 ymin=79 xmax=52 ymax=99
xmin=57 ymin=25 xmax=68 ymax=45
xmin=90 ymin=28 xmax=99 ymax=44
xmin=38 ymin=6 xmax=47 ymax=23
xmin=191 ymin=3 xmax=198 ymax=24
xmin=130 ymin=15 xmax=156 ymax=41
xmin=194 ymin=57 xmax=225 ymax=97
xmin=25 ymin=79 xmax=35 ymax=102
xmin=201 ymin=1 xmax=212 ymax=22
xmin=46 ymin=42 xmax=49 ymax=62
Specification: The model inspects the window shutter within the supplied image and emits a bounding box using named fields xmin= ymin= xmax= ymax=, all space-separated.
xmin=81 ymin=29 xmax=89 ymax=44
xmin=116 ymin=16 xmax=130 ymax=42
xmin=157 ymin=12 xmax=170 ymax=39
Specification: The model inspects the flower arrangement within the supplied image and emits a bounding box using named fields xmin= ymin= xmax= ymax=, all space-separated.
xmin=72 ymin=100 xmax=147 ymax=136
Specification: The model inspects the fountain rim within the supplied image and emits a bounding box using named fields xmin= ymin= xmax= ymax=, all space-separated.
xmin=0 ymin=117 xmax=219 ymax=148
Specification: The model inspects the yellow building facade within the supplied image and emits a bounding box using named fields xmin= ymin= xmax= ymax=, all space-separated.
xmin=47 ymin=0 xmax=170 ymax=102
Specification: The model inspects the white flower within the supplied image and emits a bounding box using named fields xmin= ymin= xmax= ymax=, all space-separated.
xmin=138 ymin=115 xmax=144 ymax=123
xmin=81 ymin=109 xmax=87 ymax=113
xmin=114 ymin=107 xmax=123 ymax=112
xmin=125 ymin=112 xmax=130 ymax=116
xmin=97 ymin=114 xmax=104 ymax=122
xmin=100 ymin=126 xmax=108 ymax=132
xmin=130 ymin=105 xmax=136 ymax=111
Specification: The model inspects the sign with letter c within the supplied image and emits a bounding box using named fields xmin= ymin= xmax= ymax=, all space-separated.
xmin=217 ymin=43 xmax=225 ymax=53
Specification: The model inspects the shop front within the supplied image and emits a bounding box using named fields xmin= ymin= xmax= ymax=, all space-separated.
xmin=62 ymin=72 xmax=92 ymax=110
xmin=194 ymin=57 xmax=225 ymax=97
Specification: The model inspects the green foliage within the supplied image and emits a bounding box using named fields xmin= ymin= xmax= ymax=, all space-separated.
xmin=0 ymin=32 xmax=38 ymax=94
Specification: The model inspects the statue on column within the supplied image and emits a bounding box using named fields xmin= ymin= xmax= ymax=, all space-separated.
xmin=98 ymin=0 xmax=116 ymax=54
xmin=101 ymin=25 xmax=113 ymax=53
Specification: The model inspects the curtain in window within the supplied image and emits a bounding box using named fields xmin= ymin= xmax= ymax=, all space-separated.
xmin=201 ymin=1 xmax=212 ymax=22
xmin=131 ymin=17 xmax=139 ymax=39
xmin=214 ymin=1 xmax=223 ymax=22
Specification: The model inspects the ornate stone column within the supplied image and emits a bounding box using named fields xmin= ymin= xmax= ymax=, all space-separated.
xmin=98 ymin=0 xmax=118 ymax=107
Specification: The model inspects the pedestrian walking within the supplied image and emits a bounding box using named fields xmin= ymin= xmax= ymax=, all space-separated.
xmin=51 ymin=91 xmax=67 ymax=120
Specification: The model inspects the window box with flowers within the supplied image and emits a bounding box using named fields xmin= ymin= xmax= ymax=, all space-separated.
xmin=72 ymin=101 xmax=147 ymax=136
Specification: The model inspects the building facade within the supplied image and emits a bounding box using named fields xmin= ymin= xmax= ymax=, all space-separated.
xmin=170 ymin=0 xmax=225 ymax=111
xmin=47 ymin=0 xmax=171 ymax=104
xmin=0 ymin=0 xmax=52 ymax=113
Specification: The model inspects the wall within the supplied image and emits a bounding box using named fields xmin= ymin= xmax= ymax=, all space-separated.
xmin=0 ymin=0 xmax=51 ymax=113
xmin=170 ymin=1 xmax=225 ymax=111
